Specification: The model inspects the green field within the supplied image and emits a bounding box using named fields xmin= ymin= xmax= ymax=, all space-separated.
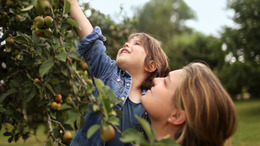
xmin=1 ymin=99 xmax=260 ymax=146
xmin=232 ymin=99 xmax=260 ymax=146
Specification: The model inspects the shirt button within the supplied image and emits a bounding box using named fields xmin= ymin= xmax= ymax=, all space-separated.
xmin=121 ymin=97 xmax=125 ymax=101
xmin=117 ymin=78 xmax=120 ymax=82
xmin=126 ymin=83 xmax=130 ymax=86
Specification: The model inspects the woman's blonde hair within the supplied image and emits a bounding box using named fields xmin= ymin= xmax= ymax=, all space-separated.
xmin=128 ymin=33 xmax=170 ymax=89
xmin=174 ymin=62 xmax=237 ymax=146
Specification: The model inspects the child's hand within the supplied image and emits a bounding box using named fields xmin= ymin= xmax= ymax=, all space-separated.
xmin=68 ymin=0 xmax=93 ymax=39
xmin=67 ymin=0 xmax=78 ymax=5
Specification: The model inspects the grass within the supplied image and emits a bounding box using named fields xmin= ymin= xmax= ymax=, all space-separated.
xmin=232 ymin=98 xmax=260 ymax=146
xmin=1 ymin=99 xmax=260 ymax=146
xmin=0 ymin=124 xmax=49 ymax=146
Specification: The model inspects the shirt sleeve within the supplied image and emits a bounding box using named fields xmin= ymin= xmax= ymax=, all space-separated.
xmin=76 ymin=26 xmax=106 ymax=56
xmin=76 ymin=26 xmax=116 ymax=79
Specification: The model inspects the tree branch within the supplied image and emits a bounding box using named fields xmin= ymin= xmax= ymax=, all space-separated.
xmin=45 ymin=106 xmax=66 ymax=146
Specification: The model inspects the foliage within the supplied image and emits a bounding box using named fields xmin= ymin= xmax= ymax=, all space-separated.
xmin=166 ymin=32 xmax=224 ymax=70
xmin=134 ymin=0 xmax=195 ymax=42
xmin=220 ymin=0 xmax=260 ymax=97
xmin=0 ymin=0 xmax=178 ymax=145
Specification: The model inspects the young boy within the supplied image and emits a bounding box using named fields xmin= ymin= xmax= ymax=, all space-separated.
xmin=69 ymin=0 xmax=170 ymax=145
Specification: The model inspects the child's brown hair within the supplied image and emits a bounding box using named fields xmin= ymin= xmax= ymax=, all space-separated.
xmin=128 ymin=33 xmax=170 ymax=89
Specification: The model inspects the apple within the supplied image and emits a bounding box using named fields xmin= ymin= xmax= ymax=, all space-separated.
xmin=87 ymin=79 xmax=93 ymax=86
xmin=6 ymin=0 xmax=15 ymax=7
xmin=44 ymin=16 xmax=53 ymax=28
xmin=15 ymin=15 xmax=22 ymax=22
xmin=66 ymin=97 xmax=73 ymax=105
xmin=34 ymin=0 xmax=50 ymax=15
xmin=57 ymin=103 xmax=61 ymax=109
xmin=63 ymin=131 xmax=73 ymax=143
xmin=101 ymin=125 xmax=115 ymax=142
xmin=123 ymin=29 xmax=129 ymax=35
xmin=80 ymin=62 xmax=88 ymax=69
xmin=3 ymin=12 xmax=8 ymax=19
xmin=51 ymin=102 xmax=58 ymax=110
xmin=33 ymin=78 xmax=41 ymax=83
xmin=55 ymin=94 xmax=62 ymax=103
xmin=34 ymin=16 xmax=44 ymax=29
xmin=6 ymin=37 xmax=14 ymax=44
xmin=109 ymin=25 xmax=115 ymax=31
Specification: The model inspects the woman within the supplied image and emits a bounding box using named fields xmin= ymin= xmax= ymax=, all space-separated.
xmin=141 ymin=62 xmax=237 ymax=146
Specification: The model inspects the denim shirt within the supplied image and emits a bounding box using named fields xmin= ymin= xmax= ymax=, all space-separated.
xmin=70 ymin=27 xmax=147 ymax=146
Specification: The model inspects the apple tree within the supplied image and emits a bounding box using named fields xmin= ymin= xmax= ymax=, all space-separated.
xmin=0 ymin=0 xmax=177 ymax=145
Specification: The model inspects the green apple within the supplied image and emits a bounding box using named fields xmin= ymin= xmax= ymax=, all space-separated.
xmin=101 ymin=125 xmax=115 ymax=142
xmin=34 ymin=16 xmax=44 ymax=28
xmin=34 ymin=0 xmax=50 ymax=15
xmin=44 ymin=16 xmax=53 ymax=28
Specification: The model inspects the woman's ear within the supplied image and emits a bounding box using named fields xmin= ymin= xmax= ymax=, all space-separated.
xmin=145 ymin=60 xmax=156 ymax=73
xmin=168 ymin=110 xmax=186 ymax=126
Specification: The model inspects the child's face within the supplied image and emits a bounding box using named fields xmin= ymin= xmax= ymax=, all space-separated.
xmin=116 ymin=36 xmax=148 ymax=72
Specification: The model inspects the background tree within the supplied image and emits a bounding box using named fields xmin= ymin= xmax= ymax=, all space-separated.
xmin=167 ymin=32 xmax=224 ymax=70
xmin=220 ymin=0 xmax=260 ymax=97
xmin=134 ymin=0 xmax=195 ymax=42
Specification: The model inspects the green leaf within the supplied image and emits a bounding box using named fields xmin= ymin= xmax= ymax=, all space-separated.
xmin=76 ymin=115 xmax=85 ymax=129
xmin=39 ymin=58 xmax=54 ymax=77
xmin=4 ymin=131 xmax=12 ymax=136
xmin=14 ymin=36 xmax=29 ymax=45
xmin=0 ymin=88 xmax=17 ymax=103
xmin=16 ymin=33 xmax=33 ymax=44
xmin=94 ymin=78 xmax=121 ymax=105
xmin=25 ymin=87 xmax=36 ymax=102
xmin=65 ymin=110 xmax=80 ymax=124
xmin=87 ymin=124 xmax=100 ymax=139
xmin=58 ymin=103 xmax=71 ymax=111
xmin=79 ymin=102 xmax=91 ymax=114
xmin=32 ymin=31 xmax=40 ymax=44
xmin=105 ymin=86 xmax=121 ymax=105
xmin=49 ymin=78 xmax=60 ymax=86
xmin=136 ymin=116 xmax=156 ymax=144
xmin=10 ymin=79 xmax=20 ymax=88
xmin=20 ymin=5 xmax=33 ymax=11
xmin=63 ymin=0 xmax=71 ymax=15
xmin=45 ymin=83 xmax=55 ymax=96
xmin=92 ymin=104 xmax=99 ymax=112
xmin=56 ymin=48 xmax=67 ymax=62
xmin=8 ymin=137 xmax=12 ymax=143
xmin=72 ymin=84 xmax=79 ymax=94
xmin=120 ymin=128 xmax=146 ymax=143
xmin=101 ymin=96 xmax=111 ymax=119
xmin=94 ymin=78 xmax=105 ymax=87
xmin=67 ymin=51 xmax=81 ymax=60
xmin=25 ymin=70 xmax=33 ymax=81
xmin=107 ymin=117 xmax=120 ymax=126
xmin=0 ymin=105 xmax=6 ymax=113
xmin=155 ymin=138 xmax=178 ymax=146
xmin=66 ymin=17 xmax=80 ymax=29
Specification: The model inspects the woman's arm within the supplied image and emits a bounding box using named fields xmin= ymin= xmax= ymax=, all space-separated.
xmin=69 ymin=0 xmax=93 ymax=39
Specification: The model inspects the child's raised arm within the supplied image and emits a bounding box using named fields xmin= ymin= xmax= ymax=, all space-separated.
xmin=69 ymin=0 xmax=93 ymax=39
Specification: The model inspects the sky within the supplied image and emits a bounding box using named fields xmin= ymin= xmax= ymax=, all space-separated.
xmin=83 ymin=0 xmax=236 ymax=37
